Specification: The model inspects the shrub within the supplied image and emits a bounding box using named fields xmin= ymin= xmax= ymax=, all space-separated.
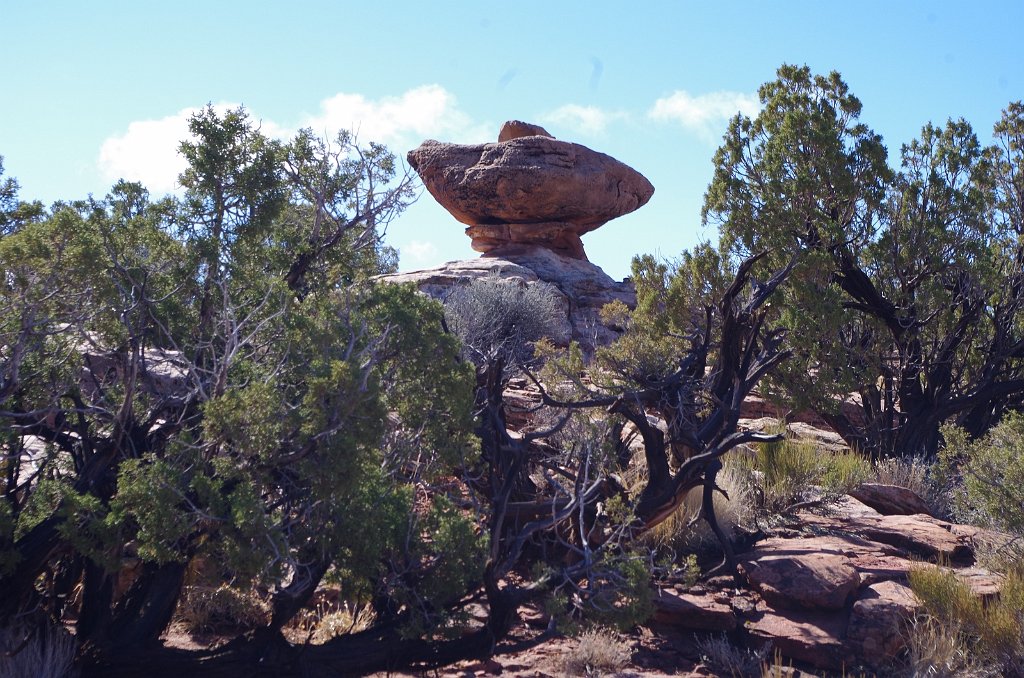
xmin=903 ymin=615 xmax=992 ymax=678
xmin=0 ymin=619 xmax=78 ymax=678
xmin=940 ymin=414 xmax=1024 ymax=534
xmin=641 ymin=458 xmax=752 ymax=559
xmin=908 ymin=565 xmax=1024 ymax=673
xmin=561 ymin=627 xmax=632 ymax=677
xmin=743 ymin=430 xmax=871 ymax=516
xmin=174 ymin=584 xmax=271 ymax=633
xmin=443 ymin=276 xmax=564 ymax=368
xmin=695 ymin=633 xmax=766 ymax=677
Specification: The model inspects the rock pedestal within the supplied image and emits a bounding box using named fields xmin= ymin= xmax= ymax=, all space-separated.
xmin=389 ymin=122 xmax=653 ymax=353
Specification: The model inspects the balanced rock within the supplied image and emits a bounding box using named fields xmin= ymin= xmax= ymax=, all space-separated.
xmin=407 ymin=123 xmax=654 ymax=260
xmin=497 ymin=120 xmax=553 ymax=142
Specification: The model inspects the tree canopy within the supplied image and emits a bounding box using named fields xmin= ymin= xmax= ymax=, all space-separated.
xmin=0 ymin=107 xmax=486 ymax=673
xmin=702 ymin=64 xmax=1024 ymax=458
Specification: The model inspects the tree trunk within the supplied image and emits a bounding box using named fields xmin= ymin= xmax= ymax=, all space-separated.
xmin=106 ymin=561 xmax=187 ymax=649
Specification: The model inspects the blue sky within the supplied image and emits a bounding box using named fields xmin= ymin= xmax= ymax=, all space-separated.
xmin=2 ymin=1 xmax=1021 ymax=280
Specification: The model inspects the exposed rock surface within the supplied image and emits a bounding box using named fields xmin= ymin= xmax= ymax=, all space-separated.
xmin=407 ymin=123 xmax=654 ymax=261
xmin=745 ymin=601 xmax=848 ymax=670
xmin=379 ymin=245 xmax=635 ymax=353
xmin=849 ymin=482 xmax=934 ymax=516
xmin=651 ymin=490 xmax=1010 ymax=672
xmin=740 ymin=551 xmax=861 ymax=611
xmin=652 ymin=589 xmax=736 ymax=631
xmin=497 ymin=120 xmax=553 ymax=142
xmin=844 ymin=580 xmax=920 ymax=669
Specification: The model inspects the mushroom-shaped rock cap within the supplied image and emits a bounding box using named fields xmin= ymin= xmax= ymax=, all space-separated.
xmin=407 ymin=122 xmax=654 ymax=260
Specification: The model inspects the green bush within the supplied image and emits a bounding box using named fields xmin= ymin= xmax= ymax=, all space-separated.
xmin=908 ymin=565 xmax=1024 ymax=673
xmin=744 ymin=430 xmax=871 ymax=514
xmin=940 ymin=415 xmax=1024 ymax=534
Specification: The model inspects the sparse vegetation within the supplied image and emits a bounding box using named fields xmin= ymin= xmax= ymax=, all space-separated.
xmin=287 ymin=599 xmax=377 ymax=643
xmin=742 ymin=431 xmax=872 ymax=517
xmin=561 ymin=627 xmax=633 ymax=677
xmin=907 ymin=565 xmax=1024 ymax=675
xmin=174 ymin=585 xmax=271 ymax=633
xmin=696 ymin=633 xmax=767 ymax=677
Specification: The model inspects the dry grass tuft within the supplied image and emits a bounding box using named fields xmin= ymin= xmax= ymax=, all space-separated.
xmin=292 ymin=600 xmax=376 ymax=643
xmin=642 ymin=458 xmax=753 ymax=558
xmin=903 ymin=615 xmax=994 ymax=678
xmin=906 ymin=564 xmax=1024 ymax=675
xmin=0 ymin=620 xmax=78 ymax=678
xmin=174 ymin=584 xmax=271 ymax=633
xmin=561 ymin=627 xmax=633 ymax=677
xmin=695 ymin=633 xmax=766 ymax=677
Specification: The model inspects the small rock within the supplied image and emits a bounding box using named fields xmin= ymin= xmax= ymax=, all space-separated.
xmin=498 ymin=120 xmax=553 ymax=142
xmin=652 ymin=589 xmax=737 ymax=631
xmin=859 ymin=514 xmax=973 ymax=562
xmin=740 ymin=551 xmax=861 ymax=611
xmin=844 ymin=580 xmax=919 ymax=668
xmin=849 ymin=483 xmax=933 ymax=516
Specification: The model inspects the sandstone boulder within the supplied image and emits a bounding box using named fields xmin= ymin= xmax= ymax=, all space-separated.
xmin=652 ymin=589 xmax=737 ymax=631
xmin=796 ymin=498 xmax=974 ymax=563
xmin=844 ymin=580 xmax=920 ymax=669
xmin=745 ymin=601 xmax=848 ymax=670
xmin=498 ymin=120 xmax=553 ymax=142
xmin=740 ymin=550 xmax=861 ymax=611
xmin=407 ymin=130 xmax=654 ymax=260
xmin=849 ymin=483 xmax=933 ymax=516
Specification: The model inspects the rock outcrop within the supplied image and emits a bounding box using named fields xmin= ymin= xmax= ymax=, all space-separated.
xmin=497 ymin=120 xmax=553 ymax=142
xmin=388 ymin=122 xmax=652 ymax=354
xmin=380 ymin=245 xmax=635 ymax=353
xmin=651 ymin=490 xmax=1012 ymax=672
xmin=407 ymin=123 xmax=654 ymax=261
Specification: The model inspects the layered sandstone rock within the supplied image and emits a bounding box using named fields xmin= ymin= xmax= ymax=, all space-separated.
xmin=650 ymin=490 xmax=1011 ymax=672
xmin=407 ymin=123 xmax=654 ymax=261
xmin=379 ymin=245 xmax=635 ymax=354
xmin=388 ymin=123 xmax=653 ymax=354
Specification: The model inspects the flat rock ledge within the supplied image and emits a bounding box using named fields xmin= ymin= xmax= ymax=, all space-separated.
xmin=652 ymin=491 xmax=1011 ymax=672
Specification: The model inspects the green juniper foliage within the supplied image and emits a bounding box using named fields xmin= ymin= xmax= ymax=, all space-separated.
xmin=703 ymin=64 xmax=1024 ymax=458
xmin=0 ymin=106 xmax=479 ymax=649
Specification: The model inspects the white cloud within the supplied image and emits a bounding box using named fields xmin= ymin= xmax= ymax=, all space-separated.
xmin=402 ymin=239 xmax=439 ymax=264
xmin=96 ymin=86 xmax=488 ymax=196
xmin=98 ymin=106 xmax=209 ymax=193
xmin=649 ymin=90 xmax=760 ymax=140
xmin=300 ymin=85 xmax=489 ymax=148
xmin=540 ymin=104 xmax=627 ymax=136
